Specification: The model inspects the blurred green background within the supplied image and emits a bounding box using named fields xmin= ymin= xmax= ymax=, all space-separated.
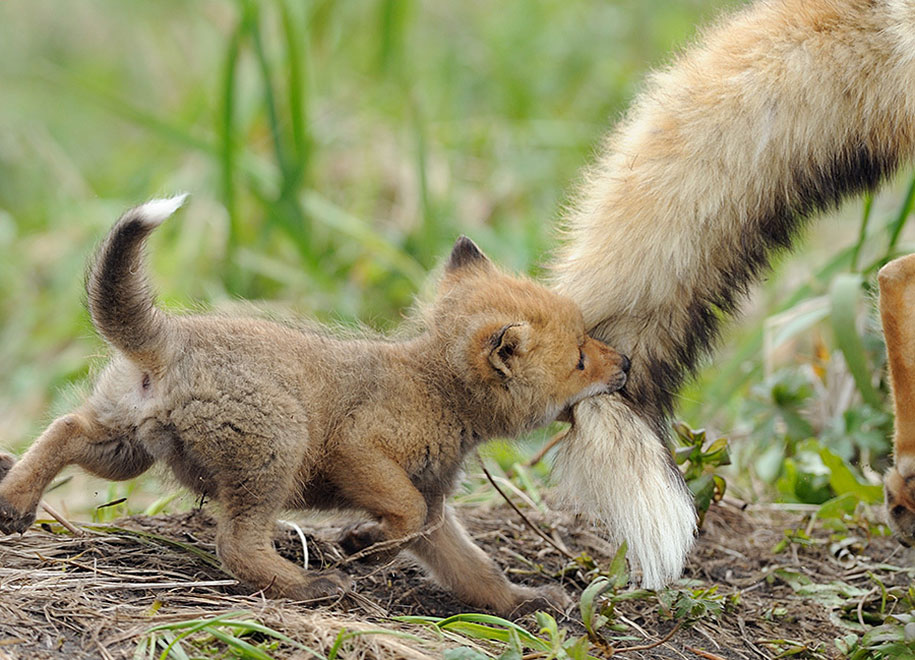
xmin=2 ymin=0 xmax=913 ymax=518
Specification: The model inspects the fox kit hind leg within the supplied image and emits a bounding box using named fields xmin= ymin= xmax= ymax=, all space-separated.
xmin=409 ymin=503 xmax=570 ymax=616
xmin=0 ymin=409 xmax=154 ymax=534
xmin=879 ymin=255 xmax=915 ymax=545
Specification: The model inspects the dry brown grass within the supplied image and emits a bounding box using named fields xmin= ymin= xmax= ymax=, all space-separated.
xmin=0 ymin=501 xmax=911 ymax=659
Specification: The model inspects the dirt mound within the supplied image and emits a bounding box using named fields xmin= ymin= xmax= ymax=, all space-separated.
xmin=0 ymin=502 xmax=910 ymax=659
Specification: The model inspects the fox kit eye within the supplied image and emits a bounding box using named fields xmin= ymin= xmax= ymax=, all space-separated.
xmin=577 ymin=348 xmax=585 ymax=370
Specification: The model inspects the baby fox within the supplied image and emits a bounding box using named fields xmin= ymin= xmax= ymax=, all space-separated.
xmin=0 ymin=196 xmax=629 ymax=615
xmin=879 ymin=254 xmax=915 ymax=547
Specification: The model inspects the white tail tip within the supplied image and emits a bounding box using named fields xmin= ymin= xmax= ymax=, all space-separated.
xmin=136 ymin=193 xmax=189 ymax=224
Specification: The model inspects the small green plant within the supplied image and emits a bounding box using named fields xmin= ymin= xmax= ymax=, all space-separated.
xmin=672 ymin=422 xmax=730 ymax=525
xmin=840 ymin=611 xmax=915 ymax=659
xmin=658 ymin=585 xmax=730 ymax=621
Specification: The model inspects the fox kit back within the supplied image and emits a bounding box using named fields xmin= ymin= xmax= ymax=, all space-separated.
xmin=0 ymin=199 xmax=630 ymax=616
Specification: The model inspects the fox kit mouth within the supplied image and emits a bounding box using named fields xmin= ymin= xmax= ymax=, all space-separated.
xmin=606 ymin=370 xmax=628 ymax=394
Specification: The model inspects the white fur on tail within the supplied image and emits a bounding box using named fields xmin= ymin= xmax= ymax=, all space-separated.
xmin=136 ymin=194 xmax=189 ymax=225
xmin=554 ymin=395 xmax=696 ymax=589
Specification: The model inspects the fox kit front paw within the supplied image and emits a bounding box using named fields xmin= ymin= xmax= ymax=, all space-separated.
xmin=0 ymin=453 xmax=13 ymax=481
xmin=339 ymin=522 xmax=399 ymax=562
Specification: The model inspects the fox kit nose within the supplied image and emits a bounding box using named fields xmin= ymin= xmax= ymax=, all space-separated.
xmin=620 ymin=354 xmax=631 ymax=373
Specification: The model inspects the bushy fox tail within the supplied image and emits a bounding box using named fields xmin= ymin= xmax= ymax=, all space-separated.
xmin=549 ymin=0 xmax=915 ymax=588
xmin=86 ymin=195 xmax=187 ymax=372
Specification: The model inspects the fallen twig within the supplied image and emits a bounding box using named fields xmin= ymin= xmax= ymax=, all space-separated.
xmin=40 ymin=500 xmax=83 ymax=536
xmin=685 ymin=645 xmax=728 ymax=660
xmin=478 ymin=456 xmax=575 ymax=560
xmin=614 ymin=621 xmax=683 ymax=654
xmin=524 ymin=427 xmax=569 ymax=468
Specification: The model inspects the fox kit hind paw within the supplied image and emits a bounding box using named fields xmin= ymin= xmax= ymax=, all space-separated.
xmin=0 ymin=453 xmax=37 ymax=535
xmin=507 ymin=584 xmax=572 ymax=617
xmin=289 ymin=570 xmax=351 ymax=601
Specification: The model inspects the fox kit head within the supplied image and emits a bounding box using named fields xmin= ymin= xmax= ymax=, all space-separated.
xmin=432 ymin=237 xmax=629 ymax=432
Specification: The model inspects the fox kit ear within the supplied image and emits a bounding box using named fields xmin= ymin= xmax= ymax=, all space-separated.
xmin=486 ymin=323 xmax=529 ymax=380
xmin=446 ymin=236 xmax=492 ymax=273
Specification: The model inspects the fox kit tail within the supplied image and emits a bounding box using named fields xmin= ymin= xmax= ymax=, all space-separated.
xmin=550 ymin=0 xmax=915 ymax=588
xmin=86 ymin=195 xmax=187 ymax=372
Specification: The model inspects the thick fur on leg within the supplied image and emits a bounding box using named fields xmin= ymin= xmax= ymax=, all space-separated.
xmin=555 ymin=396 xmax=696 ymax=588
xmin=0 ymin=410 xmax=153 ymax=534
xmin=408 ymin=504 xmax=570 ymax=616
xmin=879 ymin=254 xmax=915 ymax=545
xmin=550 ymin=0 xmax=915 ymax=587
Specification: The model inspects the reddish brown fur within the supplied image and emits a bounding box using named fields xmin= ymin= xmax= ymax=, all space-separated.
xmin=879 ymin=254 xmax=915 ymax=546
xmin=0 ymin=206 xmax=628 ymax=616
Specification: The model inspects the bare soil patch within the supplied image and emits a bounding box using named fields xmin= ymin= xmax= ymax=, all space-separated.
xmin=0 ymin=501 xmax=909 ymax=659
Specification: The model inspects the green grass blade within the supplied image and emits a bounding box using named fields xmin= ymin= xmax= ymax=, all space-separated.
xmin=219 ymin=5 xmax=248 ymax=262
xmin=156 ymin=632 xmax=190 ymax=660
xmin=207 ymin=627 xmax=276 ymax=660
xmin=246 ymin=1 xmax=291 ymax=179
xmin=887 ymin=172 xmax=915 ymax=251
xmin=143 ymin=493 xmax=178 ymax=516
xmin=828 ymin=273 xmax=882 ymax=409
xmin=851 ymin=193 xmax=873 ymax=272
xmin=394 ymin=613 xmax=550 ymax=651
xmin=579 ymin=577 xmax=610 ymax=636
xmin=300 ymin=190 xmax=426 ymax=286
xmin=148 ymin=611 xmax=247 ymax=634
xmin=280 ymin=0 xmax=310 ymax=187
xmin=435 ymin=614 xmax=550 ymax=651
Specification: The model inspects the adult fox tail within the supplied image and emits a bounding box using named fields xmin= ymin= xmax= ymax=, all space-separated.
xmin=86 ymin=195 xmax=188 ymax=374
xmin=550 ymin=0 xmax=915 ymax=588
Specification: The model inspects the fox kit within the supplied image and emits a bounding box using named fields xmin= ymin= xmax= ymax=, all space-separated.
xmin=548 ymin=0 xmax=915 ymax=586
xmin=0 ymin=197 xmax=629 ymax=615
xmin=879 ymin=255 xmax=915 ymax=545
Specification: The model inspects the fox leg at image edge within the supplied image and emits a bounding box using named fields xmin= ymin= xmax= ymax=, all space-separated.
xmin=879 ymin=254 xmax=915 ymax=544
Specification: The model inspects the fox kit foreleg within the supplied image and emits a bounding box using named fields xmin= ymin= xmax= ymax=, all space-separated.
xmin=0 ymin=410 xmax=154 ymax=534
xmin=879 ymin=255 xmax=915 ymax=545
xmin=331 ymin=447 xmax=428 ymax=559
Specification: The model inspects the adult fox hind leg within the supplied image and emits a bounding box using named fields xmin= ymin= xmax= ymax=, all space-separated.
xmin=0 ymin=408 xmax=153 ymax=534
xmin=879 ymin=255 xmax=915 ymax=545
